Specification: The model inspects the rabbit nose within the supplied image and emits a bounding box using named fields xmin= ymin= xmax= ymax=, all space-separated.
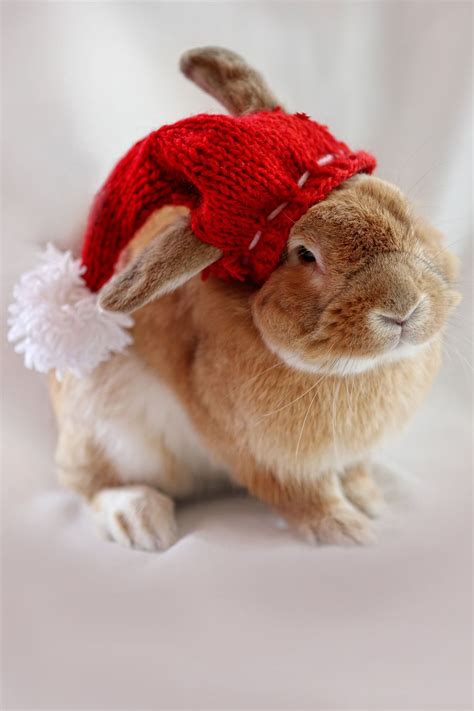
xmin=376 ymin=297 xmax=426 ymax=330
xmin=381 ymin=314 xmax=407 ymax=328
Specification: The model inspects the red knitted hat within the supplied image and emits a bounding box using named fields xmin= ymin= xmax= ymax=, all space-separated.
xmin=8 ymin=107 xmax=376 ymax=379
xmin=81 ymin=109 xmax=376 ymax=291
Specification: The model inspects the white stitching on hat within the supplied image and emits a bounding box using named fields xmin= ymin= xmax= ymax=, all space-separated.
xmin=248 ymin=170 xmax=311 ymax=250
xmin=266 ymin=201 xmax=288 ymax=221
xmin=317 ymin=153 xmax=334 ymax=166
xmin=297 ymin=170 xmax=310 ymax=188
xmin=248 ymin=231 xmax=262 ymax=250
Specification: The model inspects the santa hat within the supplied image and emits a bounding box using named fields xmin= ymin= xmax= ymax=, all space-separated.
xmin=8 ymin=108 xmax=375 ymax=378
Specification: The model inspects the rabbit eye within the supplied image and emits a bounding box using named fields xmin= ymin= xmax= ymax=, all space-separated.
xmin=297 ymin=246 xmax=317 ymax=264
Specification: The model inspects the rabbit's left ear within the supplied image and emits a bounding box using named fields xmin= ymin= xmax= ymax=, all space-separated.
xmin=99 ymin=216 xmax=221 ymax=313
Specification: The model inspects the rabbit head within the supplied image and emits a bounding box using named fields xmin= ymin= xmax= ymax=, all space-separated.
xmin=251 ymin=174 xmax=460 ymax=375
xmin=99 ymin=47 xmax=460 ymax=376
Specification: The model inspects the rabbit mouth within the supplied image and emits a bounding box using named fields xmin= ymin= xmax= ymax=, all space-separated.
xmin=308 ymin=342 xmax=429 ymax=376
xmin=261 ymin=333 xmax=433 ymax=377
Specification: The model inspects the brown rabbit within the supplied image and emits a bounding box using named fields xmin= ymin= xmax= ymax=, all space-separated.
xmin=50 ymin=47 xmax=460 ymax=551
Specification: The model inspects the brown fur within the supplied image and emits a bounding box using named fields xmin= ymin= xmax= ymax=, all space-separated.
xmin=131 ymin=245 xmax=444 ymax=486
xmin=49 ymin=368 xmax=118 ymax=499
xmin=48 ymin=47 xmax=461 ymax=548
xmin=253 ymin=176 xmax=460 ymax=364
xmin=114 ymin=205 xmax=189 ymax=271
xmin=180 ymin=46 xmax=280 ymax=115
xmin=341 ymin=462 xmax=384 ymax=518
xmin=99 ymin=215 xmax=221 ymax=313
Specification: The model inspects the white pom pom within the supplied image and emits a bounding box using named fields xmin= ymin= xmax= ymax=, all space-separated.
xmin=8 ymin=243 xmax=133 ymax=379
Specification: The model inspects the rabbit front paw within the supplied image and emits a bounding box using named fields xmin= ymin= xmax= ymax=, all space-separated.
xmin=341 ymin=463 xmax=385 ymax=519
xmin=92 ymin=485 xmax=178 ymax=552
xmin=298 ymin=502 xmax=375 ymax=546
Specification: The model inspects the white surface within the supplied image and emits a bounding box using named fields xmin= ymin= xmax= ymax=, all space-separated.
xmin=1 ymin=3 xmax=472 ymax=709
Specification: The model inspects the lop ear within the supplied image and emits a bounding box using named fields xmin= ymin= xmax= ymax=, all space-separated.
xmin=99 ymin=216 xmax=221 ymax=313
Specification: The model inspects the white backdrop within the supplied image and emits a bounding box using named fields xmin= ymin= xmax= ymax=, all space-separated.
xmin=2 ymin=2 xmax=472 ymax=709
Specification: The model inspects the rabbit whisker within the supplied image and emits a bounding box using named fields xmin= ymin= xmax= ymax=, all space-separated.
xmin=256 ymin=345 xmax=338 ymax=421
xmin=294 ymin=386 xmax=319 ymax=464
xmin=238 ymin=359 xmax=287 ymax=390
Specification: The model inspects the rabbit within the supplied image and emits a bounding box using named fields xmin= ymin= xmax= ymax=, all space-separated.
xmin=49 ymin=47 xmax=461 ymax=551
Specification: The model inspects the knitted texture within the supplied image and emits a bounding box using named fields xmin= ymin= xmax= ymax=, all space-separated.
xmin=81 ymin=109 xmax=376 ymax=291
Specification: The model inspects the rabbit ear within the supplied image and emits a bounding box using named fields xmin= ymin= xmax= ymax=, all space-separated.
xmin=180 ymin=46 xmax=282 ymax=116
xmin=99 ymin=216 xmax=221 ymax=313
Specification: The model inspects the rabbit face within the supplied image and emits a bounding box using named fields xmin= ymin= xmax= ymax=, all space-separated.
xmin=251 ymin=175 xmax=461 ymax=375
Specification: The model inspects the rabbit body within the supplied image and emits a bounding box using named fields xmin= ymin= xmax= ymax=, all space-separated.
xmin=49 ymin=48 xmax=459 ymax=550
xmin=50 ymin=200 xmax=445 ymax=549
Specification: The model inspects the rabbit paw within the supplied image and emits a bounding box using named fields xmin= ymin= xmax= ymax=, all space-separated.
xmin=299 ymin=503 xmax=375 ymax=546
xmin=341 ymin=464 xmax=385 ymax=519
xmin=92 ymin=485 xmax=178 ymax=552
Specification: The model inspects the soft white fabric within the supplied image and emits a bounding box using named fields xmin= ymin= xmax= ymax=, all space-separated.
xmin=7 ymin=243 xmax=133 ymax=378
xmin=2 ymin=3 xmax=472 ymax=709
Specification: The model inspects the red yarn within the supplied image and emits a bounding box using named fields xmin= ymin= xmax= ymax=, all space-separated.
xmin=81 ymin=109 xmax=376 ymax=292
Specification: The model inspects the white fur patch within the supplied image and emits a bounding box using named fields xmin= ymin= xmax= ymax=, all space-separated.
xmin=93 ymin=485 xmax=178 ymax=551
xmin=83 ymin=352 xmax=226 ymax=498
xmin=261 ymin=336 xmax=430 ymax=377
